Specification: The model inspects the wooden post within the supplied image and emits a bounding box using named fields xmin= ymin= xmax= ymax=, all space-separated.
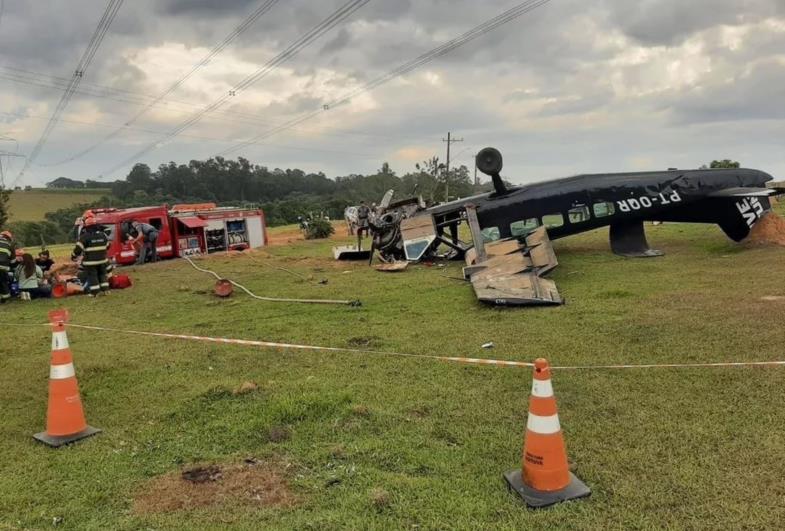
xmin=465 ymin=204 xmax=486 ymax=263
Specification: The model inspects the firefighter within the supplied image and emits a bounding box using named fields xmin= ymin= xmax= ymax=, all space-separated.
xmin=131 ymin=220 xmax=158 ymax=265
xmin=0 ymin=230 xmax=17 ymax=303
xmin=71 ymin=215 xmax=110 ymax=296
xmin=356 ymin=201 xmax=371 ymax=249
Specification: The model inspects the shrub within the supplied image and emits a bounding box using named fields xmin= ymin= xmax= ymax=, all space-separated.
xmin=305 ymin=218 xmax=335 ymax=240
xmin=7 ymin=221 xmax=69 ymax=247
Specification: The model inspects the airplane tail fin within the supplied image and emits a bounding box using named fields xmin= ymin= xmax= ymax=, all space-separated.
xmin=658 ymin=190 xmax=774 ymax=242
xmin=717 ymin=195 xmax=772 ymax=242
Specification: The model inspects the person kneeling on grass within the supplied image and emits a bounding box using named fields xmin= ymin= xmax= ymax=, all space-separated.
xmin=14 ymin=253 xmax=51 ymax=299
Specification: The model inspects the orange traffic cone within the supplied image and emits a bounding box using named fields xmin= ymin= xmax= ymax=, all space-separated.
xmin=33 ymin=309 xmax=101 ymax=447
xmin=51 ymin=282 xmax=67 ymax=299
xmin=504 ymin=358 xmax=590 ymax=508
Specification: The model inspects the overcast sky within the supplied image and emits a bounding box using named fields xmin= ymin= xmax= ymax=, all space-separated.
xmin=1 ymin=0 xmax=784 ymax=187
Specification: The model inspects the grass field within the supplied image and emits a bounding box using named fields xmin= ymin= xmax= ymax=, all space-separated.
xmin=2 ymin=211 xmax=785 ymax=529
xmin=7 ymin=188 xmax=108 ymax=221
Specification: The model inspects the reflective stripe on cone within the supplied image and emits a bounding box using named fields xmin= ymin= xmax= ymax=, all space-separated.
xmin=51 ymin=331 xmax=69 ymax=351
xmin=50 ymin=363 xmax=76 ymax=380
xmin=526 ymin=413 xmax=561 ymax=435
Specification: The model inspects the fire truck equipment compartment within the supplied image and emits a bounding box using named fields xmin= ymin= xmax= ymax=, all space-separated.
xmin=178 ymin=217 xmax=208 ymax=229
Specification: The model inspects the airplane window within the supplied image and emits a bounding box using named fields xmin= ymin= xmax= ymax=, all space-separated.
xmin=510 ymin=218 xmax=540 ymax=236
xmin=481 ymin=226 xmax=501 ymax=242
xmin=404 ymin=236 xmax=436 ymax=261
xmin=568 ymin=206 xmax=590 ymax=224
xmin=542 ymin=213 xmax=564 ymax=229
xmin=593 ymin=202 xmax=615 ymax=218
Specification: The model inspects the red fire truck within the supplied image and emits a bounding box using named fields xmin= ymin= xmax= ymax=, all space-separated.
xmin=79 ymin=203 xmax=268 ymax=266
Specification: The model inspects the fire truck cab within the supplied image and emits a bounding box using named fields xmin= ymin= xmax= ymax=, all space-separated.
xmin=80 ymin=203 xmax=267 ymax=266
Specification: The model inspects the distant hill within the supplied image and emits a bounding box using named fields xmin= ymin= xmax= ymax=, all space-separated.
xmin=8 ymin=188 xmax=108 ymax=221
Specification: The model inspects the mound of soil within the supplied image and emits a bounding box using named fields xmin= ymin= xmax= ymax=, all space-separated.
xmin=745 ymin=212 xmax=785 ymax=246
xmin=133 ymin=459 xmax=297 ymax=514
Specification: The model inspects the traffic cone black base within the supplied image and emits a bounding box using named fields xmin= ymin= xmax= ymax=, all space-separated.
xmin=504 ymin=469 xmax=590 ymax=509
xmin=33 ymin=425 xmax=101 ymax=448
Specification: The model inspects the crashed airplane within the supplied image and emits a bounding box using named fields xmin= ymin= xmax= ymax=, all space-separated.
xmin=368 ymin=147 xmax=783 ymax=306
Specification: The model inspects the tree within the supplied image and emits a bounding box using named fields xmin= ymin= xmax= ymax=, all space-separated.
xmin=0 ymin=186 xmax=11 ymax=228
xmin=127 ymin=163 xmax=154 ymax=190
xmin=415 ymin=157 xmax=445 ymax=204
xmin=46 ymin=177 xmax=85 ymax=189
xmin=709 ymin=159 xmax=740 ymax=169
xmin=84 ymin=179 xmax=112 ymax=189
xmin=443 ymin=164 xmax=473 ymax=200
xmin=379 ymin=162 xmax=394 ymax=176
xmin=7 ymin=220 xmax=67 ymax=246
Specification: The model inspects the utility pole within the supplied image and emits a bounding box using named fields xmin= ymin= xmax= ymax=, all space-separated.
xmin=442 ymin=132 xmax=463 ymax=201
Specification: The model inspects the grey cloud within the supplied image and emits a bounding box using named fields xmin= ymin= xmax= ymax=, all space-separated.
xmin=161 ymin=0 xmax=259 ymax=16
xmin=503 ymin=89 xmax=537 ymax=103
xmin=665 ymin=59 xmax=785 ymax=124
xmin=606 ymin=0 xmax=785 ymax=45
xmin=533 ymin=89 xmax=616 ymax=118
xmin=321 ymin=28 xmax=352 ymax=55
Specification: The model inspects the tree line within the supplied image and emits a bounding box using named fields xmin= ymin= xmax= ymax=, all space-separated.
xmin=1 ymin=155 xmax=486 ymax=246
xmin=110 ymin=156 xmax=484 ymax=226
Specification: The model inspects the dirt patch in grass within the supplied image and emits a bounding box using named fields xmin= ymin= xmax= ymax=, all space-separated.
xmin=351 ymin=404 xmax=371 ymax=417
xmin=133 ymin=459 xmax=297 ymax=514
xmin=265 ymin=226 xmax=305 ymax=246
xmin=232 ymin=381 xmax=259 ymax=395
xmin=408 ymin=405 xmax=430 ymax=419
xmin=263 ymin=425 xmax=292 ymax=443
xmin=370 ymin=488 xmax=392 ymax=511
xmin=346 ymin=336 xmax=382 ymax=348
xmin=745 ymin=212 xmax=785 ymax=246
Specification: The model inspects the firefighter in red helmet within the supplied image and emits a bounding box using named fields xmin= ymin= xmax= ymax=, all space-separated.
xmin=71 ymin=216 xmax=110 ymax=296
xmin=0 ymin=230 xmax=17 ymax=303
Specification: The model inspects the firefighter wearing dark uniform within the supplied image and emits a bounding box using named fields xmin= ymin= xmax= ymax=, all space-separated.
xmin=72 ymin=216 xmax=110 ymax=295
xmin=0 ymin=230 xmax=17 ymax=303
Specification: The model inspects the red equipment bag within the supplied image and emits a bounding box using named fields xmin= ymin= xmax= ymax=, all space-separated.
xmin=109 ymin=274 xmax=132 ymax=289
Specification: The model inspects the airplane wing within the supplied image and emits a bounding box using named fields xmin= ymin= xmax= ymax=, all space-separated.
xmin=709 ymin=187 xmax=779 ymax=197
xmin=463 ymin=227 xmax=563 ymax=306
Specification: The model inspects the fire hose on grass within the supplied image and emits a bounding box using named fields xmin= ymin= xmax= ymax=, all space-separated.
xmin=183 ymin=256 xmax=360 ymax=306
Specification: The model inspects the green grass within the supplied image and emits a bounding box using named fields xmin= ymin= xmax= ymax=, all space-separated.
xmin=7 ymin=189 xmax=107 ymax=222
xmin=2 ymin=209 xmax=785 ymax=529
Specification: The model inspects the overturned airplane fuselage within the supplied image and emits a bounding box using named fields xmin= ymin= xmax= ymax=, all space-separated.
xmin=371 ymin=147 xmax=782 ymax=306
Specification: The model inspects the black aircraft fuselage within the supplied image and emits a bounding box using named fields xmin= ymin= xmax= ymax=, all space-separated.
xmin=441 ymin=167 xmax=774 ymax=244
xmin=418 ymin=145 xmax=779 ymax=260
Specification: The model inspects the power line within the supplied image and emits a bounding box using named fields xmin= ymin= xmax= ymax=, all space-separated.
xmin=41 ymin=0 xmax=282 ymax=167
xmin=0 ymin=110 xmax=377 ymax=160
xmin=99 ymin=0 xmax=370 ymax=179
xmin=12 ymin=0 xmax=124 ymax=186
xmin=0 ymin=65 xmax=411 ymax=142
xmin=217 ymin=0 xmax=551 ymax=158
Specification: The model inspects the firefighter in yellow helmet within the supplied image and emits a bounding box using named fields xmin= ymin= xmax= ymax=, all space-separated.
xmin=71 ymin=215 xmax=110 ymax=296
xmin=0 ymin=230 xmax=17 ymax=303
